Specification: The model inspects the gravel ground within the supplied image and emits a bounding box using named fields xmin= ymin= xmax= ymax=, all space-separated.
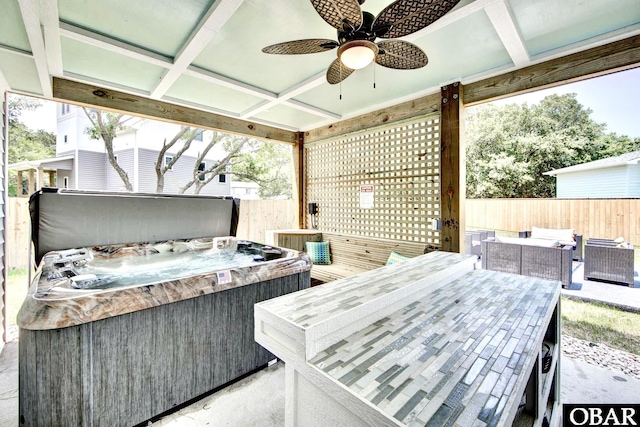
xmin=562 ymin=334 xmax=640 ymax=380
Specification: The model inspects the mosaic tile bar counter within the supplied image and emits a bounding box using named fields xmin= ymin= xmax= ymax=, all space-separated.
xmin=255 ymin=252 xmax=561 ymax=427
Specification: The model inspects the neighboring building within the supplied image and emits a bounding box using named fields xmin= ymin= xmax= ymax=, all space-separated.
xmin=544 ymin=150 xmax=640 ymax=198
xmin=231 ymin=181 xmax=260 ymax=199
xmin=53 ymin=103 xmax=231 ymax=195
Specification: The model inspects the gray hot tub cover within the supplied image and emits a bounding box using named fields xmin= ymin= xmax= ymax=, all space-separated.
xmin=29 ymin=188 xmax=240 ymax=264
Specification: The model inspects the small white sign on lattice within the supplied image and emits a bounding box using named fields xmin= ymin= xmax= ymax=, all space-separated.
xmin=359 ymin=184 xmax=374 ymax=209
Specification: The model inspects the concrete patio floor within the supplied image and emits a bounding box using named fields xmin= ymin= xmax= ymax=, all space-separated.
xmin=563 ymin=261 xmax=640 ymax=311
xmin=1 ymin=261 xmax=639 ymax=426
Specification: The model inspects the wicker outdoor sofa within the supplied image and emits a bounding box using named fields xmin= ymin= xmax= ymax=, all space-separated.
xmin=519 ymin=226 xmax=583 ymax=261
xmin=481 ymin=239 xmax=573 ymax=288
xmin=584 ymin=238 xmax=635 ymax=287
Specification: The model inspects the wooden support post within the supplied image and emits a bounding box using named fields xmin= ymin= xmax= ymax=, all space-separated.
xmin=292 ymin=132 xmax=305 ymax=229
xmin=48 ymin=171 xmax=55 ymax=187
xmin=440 ymin=83 xmax=465 ymax=253
xmin=17 ymin=171 xmax=24 ymax=197
xmin=28 ymin=170 xmax=35 ymax=197
xmin=37 ymin=167 xmax=44 ymax=192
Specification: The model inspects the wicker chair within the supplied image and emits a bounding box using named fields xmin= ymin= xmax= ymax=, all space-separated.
xmin=465 ymin=231 xmax=482 ymax=258
xmin=584 ymin=239 xmax=635 ymax=287
xmin=481 ymin=240 xmax=573 ymax=288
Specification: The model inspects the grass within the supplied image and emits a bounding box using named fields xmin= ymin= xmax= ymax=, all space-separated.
xmin=561 ymin=296 xmax=640 ymax=355
xmin=5 ymin=268 xmax=29 ymax=327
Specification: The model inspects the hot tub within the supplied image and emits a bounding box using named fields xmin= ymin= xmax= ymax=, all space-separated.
xmin=19 ymin=236 xmax=310 ymax=329
xmin=18 ymin=189 xmax=311 ymax=427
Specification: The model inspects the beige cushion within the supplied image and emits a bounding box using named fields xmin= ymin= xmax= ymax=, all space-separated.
xmin=531 ymin=226 xmax=574 ymax=243
xmin=499 ymin=237 xmax=557 ymax=247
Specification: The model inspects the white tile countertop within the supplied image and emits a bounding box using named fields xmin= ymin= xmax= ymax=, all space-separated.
xmin=255 ymin=251 xmax=561 ymax=427
xmin=256 ymin=252 xmax=477 ymax=360
xmin=309 ymin=269 xmax=559 ymax=426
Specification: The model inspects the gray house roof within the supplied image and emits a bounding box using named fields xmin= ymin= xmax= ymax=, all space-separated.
xmin=544 ymin=150 xmax=640 ymax=176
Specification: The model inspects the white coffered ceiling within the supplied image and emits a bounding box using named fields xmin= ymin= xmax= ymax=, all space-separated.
xmin=1 ymin=0 xmax=639 ymax=132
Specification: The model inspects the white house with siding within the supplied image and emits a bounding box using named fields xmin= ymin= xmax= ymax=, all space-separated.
xmin=55 ymin=104 xmax=231 ymax=195
xmin=544 ymin=150 xmax=640 ymax=198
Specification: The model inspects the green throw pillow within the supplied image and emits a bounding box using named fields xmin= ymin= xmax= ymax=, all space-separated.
xmin=306 ymin=241 xmax=331 ymax=265
xmin=386 ymin=251 xmax=410 ymax=265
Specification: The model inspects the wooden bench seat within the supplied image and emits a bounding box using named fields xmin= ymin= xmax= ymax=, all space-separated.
xmin=311 ymin=232 xmax=432 ymax=283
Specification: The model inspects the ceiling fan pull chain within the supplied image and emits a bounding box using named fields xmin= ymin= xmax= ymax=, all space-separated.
xmin=340 ymin=63 xmax=343 ymax=100
xmin=373 ymin=64 xmax=376 ymax=89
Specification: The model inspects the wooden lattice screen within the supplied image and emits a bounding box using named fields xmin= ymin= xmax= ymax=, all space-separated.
xmin=305 ymin=115 xmax=441 ymax=247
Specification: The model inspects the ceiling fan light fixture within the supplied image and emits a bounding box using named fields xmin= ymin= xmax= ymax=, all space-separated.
xmin=338 ymin=40 xmax=378 ymax=70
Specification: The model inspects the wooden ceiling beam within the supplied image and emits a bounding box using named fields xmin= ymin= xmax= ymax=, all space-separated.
xmin=304 ymin=93 xmax=440 ymax=143
xmin=40 ymin=0 xmax=64 ymax=77
xmin=238 ymin=71 xmax=328 ymax=120
xmin=150 ymin=0 xmax=246 ymax=99
xmin=0 ymin=68 xmax=9 ymax=92
xmin=464 ymin=34 xmax=640 ymax=106
xmin=17 ymin=0 xmax=52 ymax=97
xmin=59 ymin=22 xmax=173 ymax=68
xmin=484 ymin=0 xmax=529 ymax=67
xmin=52 ymin=77 xmax=298 ymax=144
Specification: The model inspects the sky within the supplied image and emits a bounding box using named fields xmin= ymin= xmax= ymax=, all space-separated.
xmin=16 ymin=67 xmax=640 ymax=139
xmin=487 ymin=67 xmax=640 ymax=139
xmin=18 ymin=96 xmax=57 ymax=133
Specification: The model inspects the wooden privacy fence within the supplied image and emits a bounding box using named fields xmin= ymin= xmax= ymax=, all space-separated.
xmin=8 ymin=197 xmax=640 ymax=269
xmin=467 ymin=198 xmax=640 ymax=245
xmin=7 ymin=198 xmax=31 ymax=271
xmin=235 ymin=199 xmax=295 ymax=243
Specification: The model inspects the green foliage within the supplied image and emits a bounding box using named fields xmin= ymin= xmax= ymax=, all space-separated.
xmin=8 ymin=95 xmax=41 ymax=125
xmin=83 ymin=109 xmax=125 ymax=141
xmin=7 ymin=96 xmax=56 ymax=196
xmin=9 ymin=122 xmax=56 ymax=164
xmin=466 ymin=93 xmax=640 ymax=198
xmin=232 ymin=140 xmax=293 ymax=199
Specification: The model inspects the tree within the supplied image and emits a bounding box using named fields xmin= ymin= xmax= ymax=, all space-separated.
xmin=8 ymin=95 xmax=42 ymax=125
xmin=7 ymin=95 xmax=55 ymax=196
xmin=8 ymin=123 xmax=56 ymax=164
xmin=231 ymin=140 xmax=293 ymax=199
xmin=179 ymin=132 xmax=248 ymax=195
xmin=465 ymin=93 xmax=640 ymax=198
xmin=154 ymin=127 xmax=202 ymax=193
xmin=83 ymin=108 xmax=132 ymax=191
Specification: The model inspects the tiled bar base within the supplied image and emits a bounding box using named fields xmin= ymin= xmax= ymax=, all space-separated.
xmin=255 ymin=252 xmax=561 ymax=427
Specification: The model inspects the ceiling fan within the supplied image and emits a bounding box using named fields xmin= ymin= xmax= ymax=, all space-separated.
xmin=262 ymin=0 xmax=461 ymax=84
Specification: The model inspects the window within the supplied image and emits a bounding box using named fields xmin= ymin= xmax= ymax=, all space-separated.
xmin=114 ymin=155 xmax=119 ymax=164
xmin=63 ymin=135 xmax=68 ymax=143
xmin=198 ymin=162 xmax=206 ymax=181
xmin=195 ymin=131 xmax=203 ymax=141
xmin=63 ymin=177 xmax=69 ymax=189
xmin=61 ymin=104 xmax=71 ymax=115
xmin=218 ymin=174 xmax=226 ymax=183
xmin=164 ymin=156 xmax=173 ymax=171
